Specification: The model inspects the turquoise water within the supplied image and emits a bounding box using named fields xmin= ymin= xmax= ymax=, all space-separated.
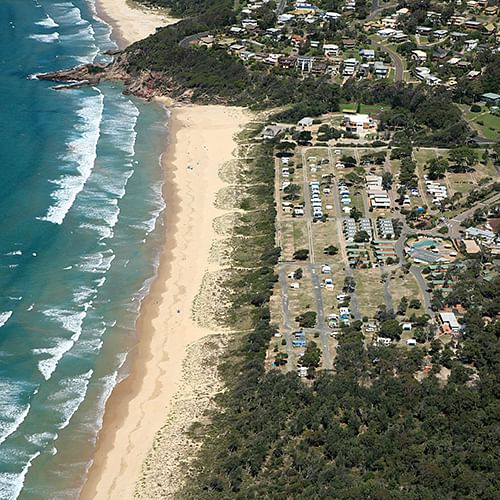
xmin=412 ymin=239 xmax=438 ymax=249
xmin=0 ymin=1 xmax=168 ymax=497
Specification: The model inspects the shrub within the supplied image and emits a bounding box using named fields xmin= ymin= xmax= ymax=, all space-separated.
xmin=293 ymin=249 xmax=309 ymax=260
xmin=296 ymin=311 xmax=317 ymax=328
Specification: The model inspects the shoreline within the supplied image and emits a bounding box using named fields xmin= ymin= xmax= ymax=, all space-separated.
xmin=94 ymin=0 xmax=178 ymax=49
xmin=80 ymin=104 xmax=250 ymax=499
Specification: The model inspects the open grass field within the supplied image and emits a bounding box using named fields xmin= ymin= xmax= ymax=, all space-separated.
xmin=279 ymin=221 xmax=308 ymax=260
xmin=447 ymin=172 xmax=476 ymax=195
xmin=473 ymin=156 xmax=499 ymax=179
xmin=339 ymin=101 xmax=358 ymax=113
xmin=463 ymin=108 xmax=500 ymax=142
xmin=387 ymin=269 xmax=423 ymax=314
xmin=359 ymin=103 xmax=390 ymax=115
xmin=353 ymin=268 xmax=385 ymax=318
xmin=287 ymin=268 xmax=317 ymax=326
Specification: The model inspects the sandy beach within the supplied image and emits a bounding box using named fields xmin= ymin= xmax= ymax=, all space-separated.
xmin=79 ymin=104 xmax=249 ymax=500
xmin=95 ymin=0 xmax=178 ymax=49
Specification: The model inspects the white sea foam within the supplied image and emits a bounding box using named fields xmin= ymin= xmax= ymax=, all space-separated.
xmin=95 ymin=276 xmax=106 ymax=288
xmin=0 ymin=390 xmax=30 ymax=446
xmin=73 ymin=285 xmax=97 ymax=306
xmin=143 ymin=181 xmax=166 ymax=234
xmin=0 ymin=311 xmax=13 ymax=328
xmin=50 ymin=2 xmax=88 ymax=26
xmin=76 ymin=98 xmax=139 ymax=239
xmin=35 ymin=15 xmax=59 ymax=28
xmin=26 ymin=431 xmax=58 ymax=448
xmin=5 ymin=250 xmax=22 ymax=256
xmin=0 ymin=451 xmax=40 ymax=500
xmin=43 ymin=308 xmax=86 ymax=334
xmin=77 ymin=250 xmax=114 ymax=274
xmin=79 ymin=197 xmax=120 ymax=238
xmin=29 ymin=32 xmax=60 ymax=43
xmin=47 ymin=370 xmax=93 ymax=430
xmin=34 ymin=309 xmax=88 ymax=380
xmin=34 ymin=340 xmax=75 ymax=381
xmin=39 ymin=91 xmax=104 ymax=225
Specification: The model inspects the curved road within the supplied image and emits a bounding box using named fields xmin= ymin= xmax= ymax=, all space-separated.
xmin=179 ymin=30 xmax=210 ymax=49
xmin=371 ymin=38 xmax=404 ymax=82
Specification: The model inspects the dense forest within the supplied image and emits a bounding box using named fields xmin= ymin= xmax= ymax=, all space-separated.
xmin=174 ymin=131 xmax=500 ymax=499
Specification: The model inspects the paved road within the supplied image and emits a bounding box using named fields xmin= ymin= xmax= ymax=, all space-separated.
xmin=301 ymin=150 xmax=332 ymax=370
xmin=308 ymin=264 xmax=332 ymax=370
xmin=277 ymin=265 xmax=294 ymax=371
xmin=367 ymin=1 xmax=396 ymax=21
xmin=178 ymin=30 xmax=210 ymax=49
xmin=381 ymin=269 xmax=394 ymax=311
xmin=410 ymin=265 xmax=433 ymax=316
xmin=394 ymin=228 xmax=433 ymax=316
xmin=276 ymin=0 xmax=287 ymax=15
xmin=371 ymin=38 xmax=404 ymax=82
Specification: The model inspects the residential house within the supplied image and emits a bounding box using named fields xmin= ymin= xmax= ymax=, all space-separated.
xmin=412 ymin=49 xmax=427 ymax=62
xmin=416 ymin=26 xmax=433 ymax=35
xmin=464 ymin=20 xmax=482 ymax=30
xmin=359 ymin=48 xmax=375 ymax=59
xmin=323 ymin=43 xmax=340 ymax=56
xmin=433 ymin=29 xmax=448 ymax=39
xmin=342 ymin=38 xmax=357 ymax=50
xmin=390 ymin=32 xmax=409 ymax=43
xmin=465 ymin=226 xmax=496 ymax=243
xmin=481 ymin=92 xmax=500 ymax=105
xmin=464 ymin=38 xmax=479 ymax=50
xmin=342 ymin=58 xmax=358 ymax=76
xmin=438 ymin=311 xmax=461 ymax=333
xmin=373 ymin=61 xmax=388 ymax=78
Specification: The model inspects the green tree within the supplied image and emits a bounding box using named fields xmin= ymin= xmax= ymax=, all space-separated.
xmin=354 ymin=230 xmax=370 ymax=243
xmin=382 ymin=172 xmax=393 ymax=191
xmin=323 ymin=245 xmax=338 ymax=255
xmin=296 ymin=311 xmax=317 ymax=328
xmin=379 ymin=319 xmax=403 ymax=340
xmin=350 ymin=206 xmax=362 ymax=221
xmin=449 ymin=147 xmax=477 ymax=172
xmin=293 ymin=249 xmax=309 ymax=261
xmin=409 ymin=298 xmax=422 ymax=309
xmin=301 ymin=341 xmax=321 ymax=368
xmin=283 ymin=183 xmax=301 ymax=200
xmin=427 ymin=157 xmax=449 ymax=180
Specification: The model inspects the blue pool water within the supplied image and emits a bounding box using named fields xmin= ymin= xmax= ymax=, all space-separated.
xmin=0 ymin=1 xmax=168 ymax=497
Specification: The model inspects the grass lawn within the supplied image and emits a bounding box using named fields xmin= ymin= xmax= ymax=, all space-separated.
xmin=447 ymin=172 xmax=476 ymax=195
xmin=353 ymin=268 xmax=385 ymax=319
xmin=387 ymin=269 xmax=423 ymax=315
xmin=279 ymin=221 xmax=308 ymax=260
xmin=287 ymin=268 xmax=316 ymax=326
xmin=339 ymin=101 xmax=358 ymax=113
xmin=462 ymin=107 xmax=500 ymax=142
xmin=351 ymin=191 xmax=365 ymax=215
xmin=414 ymin=148 xmax=440 ymax=165
xmin=474 ymin=158 xmax=499 ymax=179
xmin=359 ymin=103 xmax=390 ymax=115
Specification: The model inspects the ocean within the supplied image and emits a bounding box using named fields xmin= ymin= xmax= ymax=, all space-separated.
xmin=0 ymin=1 xmax=168 ymax=498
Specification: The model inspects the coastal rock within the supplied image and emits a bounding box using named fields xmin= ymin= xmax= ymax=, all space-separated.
xmin=35 ymin=55 xmax=193 ymax=102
